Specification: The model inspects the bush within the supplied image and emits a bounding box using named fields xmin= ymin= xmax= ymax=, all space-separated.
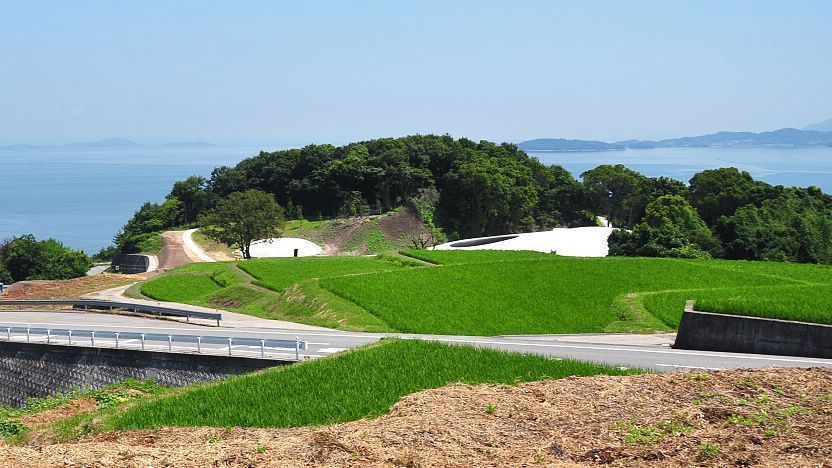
xmin=2 ymin=234 xmax=92 ymax=282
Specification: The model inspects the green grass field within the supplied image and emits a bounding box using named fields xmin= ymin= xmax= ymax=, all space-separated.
xmin=139 ymin=255 xmax=412 ymax=329
xmin=320 ymin=251 xmax=817 ymax=334
xmin=141 ymin=248 xmax=832 ymax=335
xmin=238 ymin=256 xmax=408 ymax=292
xmin=108 ymin=339 xmax=639 ymax=429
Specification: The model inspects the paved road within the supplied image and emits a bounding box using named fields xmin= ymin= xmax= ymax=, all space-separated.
xmin=2 ymin=310 xmax=831 ymax=371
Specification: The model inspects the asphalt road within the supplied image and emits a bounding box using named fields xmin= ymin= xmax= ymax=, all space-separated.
xmin=2 ymin=310 xmax=831 ymax=371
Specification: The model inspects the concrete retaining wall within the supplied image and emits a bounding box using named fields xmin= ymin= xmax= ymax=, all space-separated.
xmin=111 ymin=254 xmax=151 ymax=274
xmin=0 ymin=341 xmax=286 ymax=407
xmin=674 ymin=302 xmax=832 ymax=359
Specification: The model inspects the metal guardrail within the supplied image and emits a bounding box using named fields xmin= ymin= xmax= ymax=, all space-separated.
xmin=0 ymin=300 xmax=222 ymax=326
xmin=0 ymin=325 xmax=308 ymax=360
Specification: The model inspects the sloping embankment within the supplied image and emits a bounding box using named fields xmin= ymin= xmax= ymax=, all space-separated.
xmin=2 ymin=367 xmax=830 ymax=466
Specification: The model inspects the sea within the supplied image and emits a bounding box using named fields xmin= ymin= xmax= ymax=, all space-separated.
xmin=1 ymin=145 xmax=831 ymax=253
xmin=0 ymin=146 xmax=265 ymax=254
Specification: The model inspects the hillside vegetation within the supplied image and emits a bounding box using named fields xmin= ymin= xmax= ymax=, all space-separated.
xmin=95 ymin=340 xmax=638 ymax=430
xmin=116 ymin=134 xmax=832 ymax=265
xmin=140 ymin=250 xmax=832 ymax=335
xmin=5 ymin=366 xmax=831 ymax=466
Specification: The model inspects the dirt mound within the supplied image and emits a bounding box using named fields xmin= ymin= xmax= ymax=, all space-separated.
xmin=378 ymin=207 xmax=425 ymax=241
xmin=0 ymin=274 xmax=136 ymax=300
xmin=19 ymin=398 xmax=98 ymax=427
xmin=2 ymin=368 xmax=830 ymax=466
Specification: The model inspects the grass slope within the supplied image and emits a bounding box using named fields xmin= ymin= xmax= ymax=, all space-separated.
xmin=239 ymin=256 xmax=406 ymax=292
xmin=320 ymin=251 xmax=799 ymax=335
xmin=109 ymin=339 xmax=638 ymax=429
xmin=139 ymin=256 xmax=411 ymax=330
xmin=140 ymin=248 xmax=832 ymax=335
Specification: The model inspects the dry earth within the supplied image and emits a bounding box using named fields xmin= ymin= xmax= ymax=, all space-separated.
xmin=2 ymin=368 xmax=830 ymax=467
xmin=0 ymin=275 xmax=137 ymax=301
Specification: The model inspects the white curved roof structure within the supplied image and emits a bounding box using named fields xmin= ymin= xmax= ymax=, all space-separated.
xmin=245 ymin=237 xmax=323 ymax=258
xmin=433 ymin=227 xmax=616 ymax=257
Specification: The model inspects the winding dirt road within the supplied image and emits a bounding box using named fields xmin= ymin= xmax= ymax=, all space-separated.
xmin=156 ymin=231 xmax=201 ymax=271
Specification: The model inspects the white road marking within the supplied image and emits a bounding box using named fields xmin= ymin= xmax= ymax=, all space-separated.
xmin=3 ymin=320 xmax=832 ymax=366
xmin=318 ymin=347 xmax=347 ymax=353
xmin=655 ymin=363 xmax=725 ymax=371
xmin=412 ymin=337 xmax=832 ymax=365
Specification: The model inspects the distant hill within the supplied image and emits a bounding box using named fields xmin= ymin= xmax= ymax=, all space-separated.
xmin=62 ymin=138 xmax=145 ymax=149
xmin=522 ymin=128 xmax=832 ymax=152
xmin=634 ymin=128 xmax=832 ymax=148
xmin=804 ymin=119 xmax=832 ymax=132
xmin=517 ymin=138 xmax=624 ymax=152
xmin=0 ymin=138 xmax=215 ymax=151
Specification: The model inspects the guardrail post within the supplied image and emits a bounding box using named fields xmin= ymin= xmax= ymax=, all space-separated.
xmin=295 ymin=336 xmax=300 ymax=361
xmin=260 ymin=339 xmax=265 ymax=358
xmin=227 ymin=337 xmax=233 ymax=356
xmin=216 ymin=318 xmax=220 ymax=327
xmin=68 ymin=330 xmax=72 ymax=345
xmin=197 ymin=336 xmax=202 ymax=353
xmin=141 ymin=333 xmax=145 ymax=350
xmin=90 ymin=331 xmax=95 ymax=347
xmin=47 ymin=329 xmax=51 ymax=344
xmin=26 ymin=325 xmax=30 ymax=343
xmin=6 ymin=327 xmax=10 ymax=341
xmin=115 ymin=332 xmax=119 ymax=348
xmin=168 ymin=335 xmax=172 ymax=352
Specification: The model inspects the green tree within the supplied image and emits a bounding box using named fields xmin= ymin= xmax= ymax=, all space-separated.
xmin=445 ymin=150 xmax=538 ymax=236
xmin=168 ymin=176 xmax=212 ymax=224
xmin=609 ymin=195 xmax=721 ymax=259
xmin=0 ymin=262 xmax=11 ymax=284
xmin=199 ymin=190 xmax=285 ymax=259
xmin=717 ymin=189 xmax=832 ymax=263
xmin=581 ymin=165 xmax=646 ymax=228
xmin=3 ymin=234 xmax=92 ymax=281
xmin=688 ymin=168 xmax=770 ymax=226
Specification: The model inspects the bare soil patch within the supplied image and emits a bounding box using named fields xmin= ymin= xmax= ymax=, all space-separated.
xmin=157 ymin=231 xmax=194 ymax=270
xmin=378 ymin=207 xmax=425 ymax=243
xmin=19 ymin=398 xmax=98 ymax=427
xmin=0 ymin=274 xmax=136 ymax=301
xmin=1 ymin=367 xmax=830 ymax=466
xmin=322 ymin=217 xmax=372 ymax=255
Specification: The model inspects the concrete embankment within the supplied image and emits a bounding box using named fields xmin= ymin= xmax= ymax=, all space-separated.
xmin=0 ymin=341 xmax=285 ymax=407
xmin=674 ymin=301 xmax=832 ymax=359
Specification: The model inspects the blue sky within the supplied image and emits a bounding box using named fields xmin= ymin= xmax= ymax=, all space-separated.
xmin=0 ymin=0 xmax=830 ymax=145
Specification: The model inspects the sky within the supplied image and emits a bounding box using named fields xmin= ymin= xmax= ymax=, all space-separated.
xmin=1 ymin=0 xmax=830 ymax=146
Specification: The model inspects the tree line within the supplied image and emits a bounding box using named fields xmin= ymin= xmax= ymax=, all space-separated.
xmin=114 ymin=134 xmax=832 ymax=265
xmin=0 ymin=235 xmax=92 ymax=283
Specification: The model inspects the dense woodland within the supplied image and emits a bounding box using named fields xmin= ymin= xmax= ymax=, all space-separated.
xmin=0 ymin=235 xmax=92 ymax=283
xmin=116 ymin=135 xmax=832 ymax=264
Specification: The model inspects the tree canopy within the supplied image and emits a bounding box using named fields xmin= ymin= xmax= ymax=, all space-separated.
xmin=199 ymin=190 xmax=285 ymax=259
xmin=112 ymin=134 xmax=832 ymax=265
xmin=0 ymin=235 xmax=92 ymax=282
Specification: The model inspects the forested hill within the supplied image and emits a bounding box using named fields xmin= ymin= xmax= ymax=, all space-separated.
xmin=116 ymin=134 xmax=832 ymax=264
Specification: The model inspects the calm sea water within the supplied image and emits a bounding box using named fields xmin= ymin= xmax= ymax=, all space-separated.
xmin=1 ymin=145 xmax=830 ymax=253
xmin=528 ymin=147 xmax=832 ymax=193
xmin=0 ymin=146 xmax=263 ymax=253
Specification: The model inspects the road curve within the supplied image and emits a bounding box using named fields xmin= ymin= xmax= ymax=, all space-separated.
xmin=1 ymin=309 xmax=830 ymax=372
xmin=182 ymin=228 xmax=216 ymax=262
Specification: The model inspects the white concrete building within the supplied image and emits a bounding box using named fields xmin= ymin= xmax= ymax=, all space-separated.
xmin=432 ymin=226 xmax=616 ymax=257
xmin=245 ymin=237 xmax=323 ymax=258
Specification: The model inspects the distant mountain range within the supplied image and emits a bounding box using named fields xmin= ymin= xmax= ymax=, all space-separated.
xmin=0 ymin=138 xmax=215 ymax=151
xmin=519 ymin=121 xmax=832 ymax=152
xmin=804 ymin=119 xmax=832 ymax=132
